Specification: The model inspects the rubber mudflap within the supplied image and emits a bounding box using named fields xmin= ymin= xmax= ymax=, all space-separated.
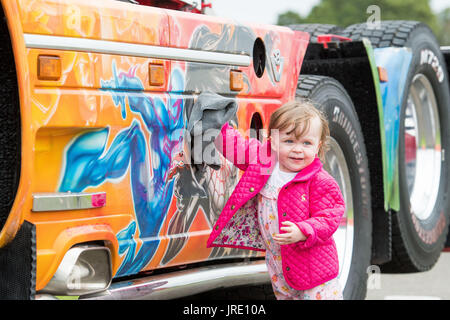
xmin=0 ymin=221 xmax=36 ymax=300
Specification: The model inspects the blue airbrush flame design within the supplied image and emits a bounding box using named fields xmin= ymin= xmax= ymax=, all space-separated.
xmin=59 ymin=61 xmax=185 ymax=276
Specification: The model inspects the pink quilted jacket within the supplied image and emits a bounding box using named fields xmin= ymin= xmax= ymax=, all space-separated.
xmin=207 ymin=123 xmax=345 ymax=290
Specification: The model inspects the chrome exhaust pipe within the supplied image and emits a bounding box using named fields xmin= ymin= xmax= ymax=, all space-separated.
xmin=80 ymin=260 xmax=269 ymax=300
xmin=38 ymin=245 xmax=112 ymax=296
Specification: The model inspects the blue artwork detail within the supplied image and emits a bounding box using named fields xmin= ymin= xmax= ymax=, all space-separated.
xmin=58 ymin=61 xmax=185 ymax=277
xmin=374 ymin=47 xmax=412 ymax=206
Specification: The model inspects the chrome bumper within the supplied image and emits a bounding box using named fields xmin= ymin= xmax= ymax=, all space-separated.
xmin=80 ymin=260 xmax=269 ymax=300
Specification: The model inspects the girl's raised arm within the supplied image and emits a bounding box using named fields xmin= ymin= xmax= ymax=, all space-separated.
xmin=214 ymin=122 xmax=268 ymax=171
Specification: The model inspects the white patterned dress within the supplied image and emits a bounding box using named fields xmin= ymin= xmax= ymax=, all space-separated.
xmin=257 ymin=163 xmax=343 ymax=300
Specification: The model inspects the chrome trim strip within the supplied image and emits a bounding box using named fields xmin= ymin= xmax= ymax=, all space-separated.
xmin=24 ymin=34 xmax=251 ymax=66
xmin=79 ymin=260 xmax=269 ymax=300
xmin=440 ymin=46 xmax=450 ymax=51
xmin=32 ymin=192 xmax=106 ymax=212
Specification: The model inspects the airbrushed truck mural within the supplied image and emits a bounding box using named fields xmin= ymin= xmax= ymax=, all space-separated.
xmin=1 ymin=0 xmax=450 ymax=300
xmin=0 ymin=0 xmax=307 ymax=297
xmin=49 ymin=15 xmax=304 ymax=278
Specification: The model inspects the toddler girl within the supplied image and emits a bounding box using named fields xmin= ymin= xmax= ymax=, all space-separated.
xmin=207 ymin=100 xmax=345 ymax=300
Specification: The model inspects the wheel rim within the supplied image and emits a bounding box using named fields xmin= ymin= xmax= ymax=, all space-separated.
xmin=404 ymin=73 xmax=441 ymax=221
xmin=324 ymin=137 xmax=354 ymax=289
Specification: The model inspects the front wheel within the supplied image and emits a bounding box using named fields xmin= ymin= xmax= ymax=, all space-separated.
xmin=297 ymin=75 xmax=372 ymax=300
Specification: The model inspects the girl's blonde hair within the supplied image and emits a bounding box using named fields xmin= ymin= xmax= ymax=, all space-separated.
xmin=268 ymin=100 xmax=330 ymax=160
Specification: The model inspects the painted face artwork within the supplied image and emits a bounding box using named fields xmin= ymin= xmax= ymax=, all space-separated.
xmin=271 ymin=116 xmax=322 ymax=173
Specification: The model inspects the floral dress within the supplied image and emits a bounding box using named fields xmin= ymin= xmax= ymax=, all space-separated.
xmin=257 ymin=180 xmax=343 ymax=300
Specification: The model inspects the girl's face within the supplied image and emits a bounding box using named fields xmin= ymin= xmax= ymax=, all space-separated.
xmin=271 ymin=116 xmax=322 ymax=173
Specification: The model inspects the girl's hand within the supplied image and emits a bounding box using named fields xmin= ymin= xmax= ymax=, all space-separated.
xmin=273 ymin=221 xmax=307 ymax=245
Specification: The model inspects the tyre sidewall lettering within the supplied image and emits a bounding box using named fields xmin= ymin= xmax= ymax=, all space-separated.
xmin=298 ymin=77 xmax=372 ymax=299
xmin=331 ymin=104 xmax=370 ymax=219
xmin=324 ymin=97 xmax=371 ymax=299
xmin=332 ymin=105 xmax=363 ymax=166
xmin=419 ymin=49 xmax=445 ymax=83
xmin=399 ymin=36 xmax=450 ymax=251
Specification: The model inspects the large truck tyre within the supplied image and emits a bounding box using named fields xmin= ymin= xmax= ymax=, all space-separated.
xmin=288 ymin=24 xmax=342 ymax=43
xmin=343 ymin=21 xmax=450 ymax=272
xmin=297 ymin=75 xmax=372 ymax=300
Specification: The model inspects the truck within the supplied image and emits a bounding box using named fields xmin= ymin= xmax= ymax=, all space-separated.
xmin=0 ymin=0 xmax=449 ymax=300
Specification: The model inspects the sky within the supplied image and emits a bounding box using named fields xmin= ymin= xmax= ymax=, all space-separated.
xmin=208 ymin=0 xmax=450 ymax=25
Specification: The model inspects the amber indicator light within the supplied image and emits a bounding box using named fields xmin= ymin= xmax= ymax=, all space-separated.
xmin=149 ymin=63 xmax=165 ymax=86
xmin=38 ymin=55 xmax=61 ymax=81
xmin=230 ymin=69 xmax=243 ymax=91
xmin=378 ymin=66 xmax=388 ymax=83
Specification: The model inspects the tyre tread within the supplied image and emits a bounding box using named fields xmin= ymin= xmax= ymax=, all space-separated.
xmin=288 ymin=24 xmax=343 ymax=43
xmin=339 ymin=20 xmax=423 ymax=48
